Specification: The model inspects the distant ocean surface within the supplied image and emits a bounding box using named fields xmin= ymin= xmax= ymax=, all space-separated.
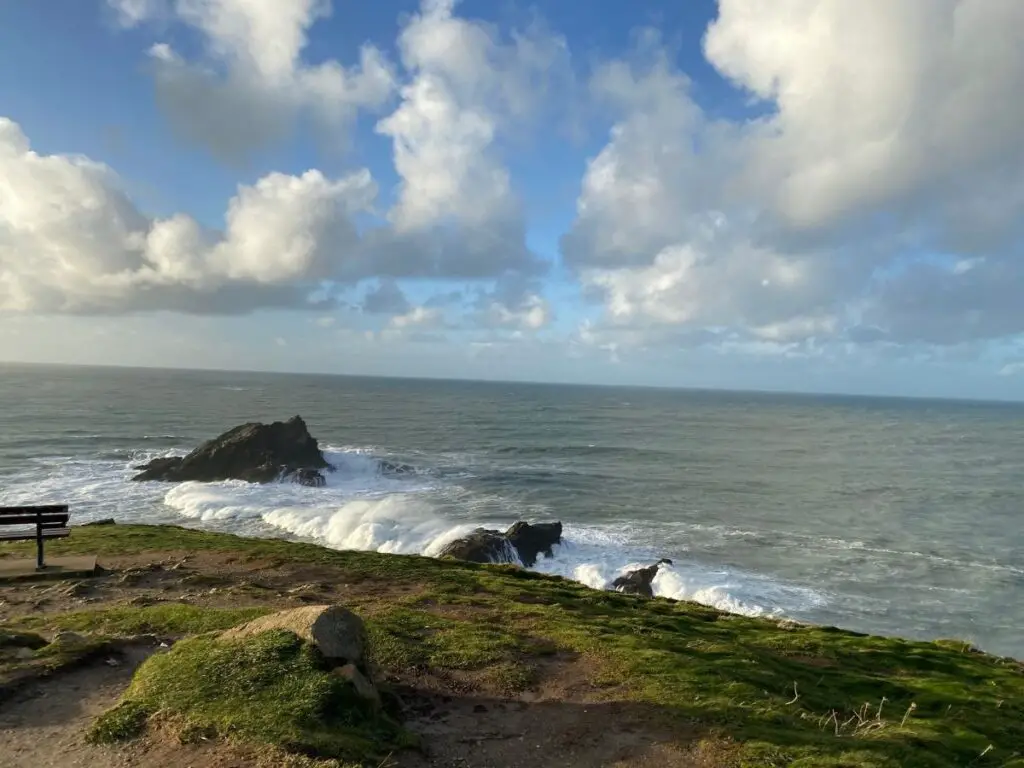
xmin=1 ymin=363 xmax=1021 ymax=658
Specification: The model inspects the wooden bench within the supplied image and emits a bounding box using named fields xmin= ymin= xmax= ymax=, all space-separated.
xmin=0 ymin=505 xmax=71 ymax=570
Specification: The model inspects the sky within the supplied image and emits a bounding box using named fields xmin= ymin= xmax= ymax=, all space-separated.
xmin=1 ymin=0 xmax=1024 ymax=400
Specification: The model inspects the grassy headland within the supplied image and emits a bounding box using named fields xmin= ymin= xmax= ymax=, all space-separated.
xmin=1 ymin=524 xmax=1022 ymax=767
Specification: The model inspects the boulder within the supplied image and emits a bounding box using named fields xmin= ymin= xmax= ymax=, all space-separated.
xmin=132 ymin=415 xmax=331 ymax=484
xmin=611 ymin=558 xmax=673 ymax=599
xmin=220 ymin=605 xmax=365 ymax=669
xmin=439 ymin=528 xmax=520 ymax=564
xmin=82 ymin=518 xmax=116 ymax=526
xmin=290 ymin=468 xmax=327 ymax=488
xmin=438 ymin=521 xmax=563 ymax=566
xmin=506 ymin=521 xmax=562 ymax=566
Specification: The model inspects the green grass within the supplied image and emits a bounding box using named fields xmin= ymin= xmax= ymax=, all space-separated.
xmin=16 ymin=603 xmax=272 ymax=636
xmin=89 ymin=630 xmax=411 ymax=764
xmin=4 ymin=524 xmax=1023 ymax=767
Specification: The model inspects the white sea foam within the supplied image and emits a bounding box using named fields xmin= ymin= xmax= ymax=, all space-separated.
xmin=0 ymin=444 xmax=825 ymax=619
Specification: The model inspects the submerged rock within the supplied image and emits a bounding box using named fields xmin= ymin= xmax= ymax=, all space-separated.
xmin=131 ymin=415 xmax=331 ymax=485
xmin=612 ymin=558 xmax=673 ymax=599
xmin=439 ymin=521 xmax=563 ymax=566
xmin=290 ymin=467 xmax=327 ymax=488
xmin=379 ymin=460 xmax=416 ymax=475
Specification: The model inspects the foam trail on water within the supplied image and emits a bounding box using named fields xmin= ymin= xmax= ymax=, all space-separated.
xmin=0 ymin=444 xmax=825 ymax=620
xmin=263 ymin=496 xmax=475 ymax=556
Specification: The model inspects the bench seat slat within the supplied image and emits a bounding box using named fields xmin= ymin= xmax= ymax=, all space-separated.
xmin=0 ymin=518 xmax=70 ymax=528
xmin=0 ymin=527 xmax=71 ymax=541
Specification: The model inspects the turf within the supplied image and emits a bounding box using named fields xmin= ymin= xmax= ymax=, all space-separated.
xmin=3 ymin=524 xmax=1023 ymax=767
xmin=88 ymin=630 xmax=410 ymax=763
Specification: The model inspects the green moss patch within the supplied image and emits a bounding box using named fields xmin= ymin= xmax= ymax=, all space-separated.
xmin=89 ymin=629 xmax=410 ymax=764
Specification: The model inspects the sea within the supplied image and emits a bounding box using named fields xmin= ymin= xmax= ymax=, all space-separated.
xmin=0 ymin=363 xmax=1021 ymax=659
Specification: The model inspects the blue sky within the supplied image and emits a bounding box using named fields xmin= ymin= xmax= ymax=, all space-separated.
xmin=1 ymin=0 xmax=1023 ymax=400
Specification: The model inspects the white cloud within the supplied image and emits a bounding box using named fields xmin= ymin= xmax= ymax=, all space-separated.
xmin=371 ymin=0 xmax=565 ymax=278
xmin=564 ymin=2 xmax=1024 ymax=350
xmin=0 ymin=117 xmax=373 ymax=313
xmin=114 ymin=0 xmax=395 ymax=161
xmin=705 ymin=0 xmax=1024 ymax=237
xmin=388 ymin=305 xmax=445 ymax=330
xmin=482 ymin=293 xmax=552 ymax=331
xmin=108 ymin=0 xmax=167 ymax=27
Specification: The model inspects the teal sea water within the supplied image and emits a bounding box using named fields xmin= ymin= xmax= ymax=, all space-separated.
xmin=0 ymin=363 xmax=1021 ymax=658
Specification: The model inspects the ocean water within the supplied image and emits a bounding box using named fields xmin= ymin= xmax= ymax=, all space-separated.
xmin=0 ymin=363 xmax=1021 ymax=658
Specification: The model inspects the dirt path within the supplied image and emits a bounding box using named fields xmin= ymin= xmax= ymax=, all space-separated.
xmin=0 ymin=646 xmax=146 ymax=768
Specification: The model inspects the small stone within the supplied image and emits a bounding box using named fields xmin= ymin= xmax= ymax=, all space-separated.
xmin=473 ymin=704 xmax=488 ymax=713
xmin=13 ymin=646 xmax=35 ymax=660
xmin=52 ymin=631 xmax=87 ymax=647
xmin=61 ymin=581 xmax=91 ymax=598
xmin=335 ymin=663 xmax=380 ymax=704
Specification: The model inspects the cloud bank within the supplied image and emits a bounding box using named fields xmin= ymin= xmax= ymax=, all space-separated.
xmin=5 ymin=0 xmax=1024 ymax=360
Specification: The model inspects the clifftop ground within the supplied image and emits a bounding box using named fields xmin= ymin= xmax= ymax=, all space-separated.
xmin=2 ymin=524 xmax=1022 ymax=767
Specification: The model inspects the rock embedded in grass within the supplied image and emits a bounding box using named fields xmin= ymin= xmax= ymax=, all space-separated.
xmin=219 ymin=605 xmax=367 ymax=670
xmin=89 ymin=620 xmax=407 ymax=762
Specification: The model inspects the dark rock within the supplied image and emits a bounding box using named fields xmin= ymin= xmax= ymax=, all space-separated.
xmin=438 ymin=521 xmax=563 ymax=566
xmin=438 ymin=528 xmax=519 ymax=564
xmin=611 ymin=559 xmax=673 ymax=599
xmin=505 ymin=521 xmax=562 ymax=567
xmin=379 ymin=460 xmax=416 ymax=475
xmin=290 ymin=468 xmax=327 ymax=488
xmin=131 ymin=415 xmax=331 ymax=484
xmin=82 ymin=518 xmax=116 ymax=526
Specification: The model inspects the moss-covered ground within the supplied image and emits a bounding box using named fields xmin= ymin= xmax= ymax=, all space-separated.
xmin=2 ymin=524 xmax=1022 ymax=767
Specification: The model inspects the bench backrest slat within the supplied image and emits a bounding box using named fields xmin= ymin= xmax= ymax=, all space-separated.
xmin=0 ymin=505 xmax=69 ymax=517
xmin=0 ymin=505 xmax=70 ymax=529
xmin=0 ymin=513 xmax=70 ymax=526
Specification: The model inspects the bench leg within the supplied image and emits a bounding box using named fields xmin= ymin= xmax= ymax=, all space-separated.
xmin=36 ymin=525 xmax=45 ymax=570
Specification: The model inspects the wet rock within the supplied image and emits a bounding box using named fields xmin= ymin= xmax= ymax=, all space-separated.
xmin=379 ymin=460 xmax=416 ymax=475
xmin=290 ymin=467 xmax=327 ymax=487
xmin=131 ymin=415 xmax=331 ymax=484
xmin=438 ymin=528 xmax=520 ymax=564
xmin=611 ymin=559 xmax=673 ymax=599
xmin=505 ymin=521 xmax=562 ymax=567
xmin=438 ymin=521 xmax=563 ymax=566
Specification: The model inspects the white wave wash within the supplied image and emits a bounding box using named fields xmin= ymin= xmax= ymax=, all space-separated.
xmin=0 ymin=445 xmax=823 ymax=618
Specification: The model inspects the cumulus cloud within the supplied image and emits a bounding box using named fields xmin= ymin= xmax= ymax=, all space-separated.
xmin=0 ymin=117 xmax=373 ymax=313
xmin=564 ymin=1 xmax=1024 ymax=350
xmin=113 ymin=0 xmax=395 ymax=161
xmin=370 ymin=0 xmax=566 ymax=278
